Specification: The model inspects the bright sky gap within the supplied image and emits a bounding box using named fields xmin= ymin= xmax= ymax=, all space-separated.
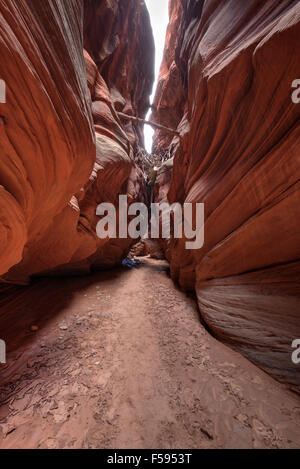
xmin=144 ymin=0 xmax=169 ymax=153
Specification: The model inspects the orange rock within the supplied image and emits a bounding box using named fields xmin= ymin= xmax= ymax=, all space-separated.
xmin=0 ymin=0 xmax=95 ymax=280
xmin=153 ymin=0 xmax=300 ymax=389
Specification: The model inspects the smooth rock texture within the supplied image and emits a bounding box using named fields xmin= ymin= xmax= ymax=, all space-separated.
xmin=153 ymin=0 xmax=300 ymax=389
xmin=0 ymin=0 xmax=154 ymax=282
xmin=84 ymin=0 xmax=154 ymax=149
xmin=0 ymin=0 xmax=95 ymax=280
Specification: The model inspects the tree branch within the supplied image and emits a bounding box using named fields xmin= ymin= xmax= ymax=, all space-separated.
xmin=117 ymin=112 xmax=180 ymax=136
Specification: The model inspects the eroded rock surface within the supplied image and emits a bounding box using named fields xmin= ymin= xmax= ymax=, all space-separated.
xmin=1 ymin=259 xmax=300 ymax=449
xmin=0 ymin=0 xmax=154 ymax=283
xmin=152 ymin=0 xmax=300 ymax=389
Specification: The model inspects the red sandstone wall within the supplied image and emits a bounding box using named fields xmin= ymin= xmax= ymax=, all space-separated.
xmin=0 ymin=0 xmax=154 ymax=283
xmin=153 ymin=0 xmax=300 ymax=389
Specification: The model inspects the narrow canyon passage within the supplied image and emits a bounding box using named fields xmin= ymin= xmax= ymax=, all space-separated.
xmin=0 ymin=0 xmax=299 ymax=453
xmin=0 ymin=259 xmax=299 ymax=449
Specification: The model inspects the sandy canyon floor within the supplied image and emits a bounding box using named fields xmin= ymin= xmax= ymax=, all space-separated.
xmin=0 ymin=258 xmax=299 ymax=449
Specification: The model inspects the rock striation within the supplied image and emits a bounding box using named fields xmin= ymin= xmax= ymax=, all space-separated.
xmin=152 ymin=0 xmax=300 ymax=389
xmin=0 ymin=0 xmax=154 ymax=283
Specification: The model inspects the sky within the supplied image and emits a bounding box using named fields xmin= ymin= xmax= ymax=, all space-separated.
xmin=144 ymin=0 xmax=169 ymax=152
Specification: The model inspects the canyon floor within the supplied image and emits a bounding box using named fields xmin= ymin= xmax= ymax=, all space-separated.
xmin=0 ymin=258 xmax=299 ymax=449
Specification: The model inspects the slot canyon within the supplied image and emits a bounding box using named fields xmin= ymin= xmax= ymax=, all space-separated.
xmin=0 ymin=0 xmax=300 ymax=450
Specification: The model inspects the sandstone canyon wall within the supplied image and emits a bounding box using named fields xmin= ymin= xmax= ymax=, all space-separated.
xmin=0 ymin=0 xmax=154 ymax=283
xmin=152 ymin=0 xmax=300 ymax=389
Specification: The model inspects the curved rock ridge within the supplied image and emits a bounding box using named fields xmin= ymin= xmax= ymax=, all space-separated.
xmin=0 ymin=0 xmax=154 ymax=283
xmin=152 ymin=0 xmax=300 ymax=390
xmin=84 ymin=0 xmax=154 ymax=150
xmin=0 ymin=0 xmax=95 ymax=281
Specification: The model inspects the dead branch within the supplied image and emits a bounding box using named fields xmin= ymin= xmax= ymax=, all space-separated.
xmin=118 ymin=112 xmax=180 ymax=136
